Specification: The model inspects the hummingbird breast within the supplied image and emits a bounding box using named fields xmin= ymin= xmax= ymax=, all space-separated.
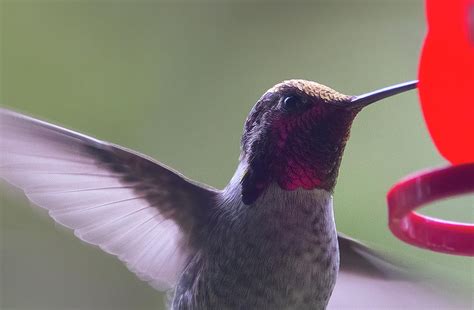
xmin=172 ymin=183 xmax=339 ymax=310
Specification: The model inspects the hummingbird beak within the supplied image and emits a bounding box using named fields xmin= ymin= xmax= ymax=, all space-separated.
xmin=345 ymin=80 xmax=418 ymax=110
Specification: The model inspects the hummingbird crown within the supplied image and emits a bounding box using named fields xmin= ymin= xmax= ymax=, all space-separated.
xmin=240 ymin=79 xmax=357 ymax=205
xmin=267 ymin=79 xmax=349 ymax=104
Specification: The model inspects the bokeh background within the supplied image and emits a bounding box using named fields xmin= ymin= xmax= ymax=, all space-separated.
xmin=1 ymin=1 xmax=472 ymax=309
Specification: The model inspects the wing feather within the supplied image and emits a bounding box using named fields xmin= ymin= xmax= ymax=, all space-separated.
xmin=333 ymin=234 xmax=469 ymax=308
xmin=0 ymin=108 xmax=218 ymax=291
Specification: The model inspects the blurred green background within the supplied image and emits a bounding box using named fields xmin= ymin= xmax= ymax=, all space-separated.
xmin=1 ymin=1 xmax=472 ymax=309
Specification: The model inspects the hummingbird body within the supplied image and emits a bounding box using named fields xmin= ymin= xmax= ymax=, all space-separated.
xmin=172 ymin=79 xmax=355 ymax=309
xmin=3 ymin=79 xmax=458 ymax=310
xmin=173 ymin=180 xmax=338 ymax=310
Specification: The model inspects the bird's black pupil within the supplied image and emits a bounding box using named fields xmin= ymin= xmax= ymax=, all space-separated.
xmin=283 ymin=96 xmax=299 ymax=110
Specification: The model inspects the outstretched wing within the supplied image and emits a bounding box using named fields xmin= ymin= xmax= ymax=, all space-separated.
xmin=332 ymin=233 xmax=468 ymax=309
xmin=0 ymin=108 xmax=218 ymax=290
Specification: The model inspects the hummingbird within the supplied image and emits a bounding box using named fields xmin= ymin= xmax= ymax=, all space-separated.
xmin=0 ymin=80 xmax=464 ymax=309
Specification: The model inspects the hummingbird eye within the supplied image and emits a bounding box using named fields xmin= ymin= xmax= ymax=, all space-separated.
xmin=282 ymin=96 xmax=302 ymax=111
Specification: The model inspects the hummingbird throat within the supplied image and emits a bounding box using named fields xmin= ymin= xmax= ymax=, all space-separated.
xmin=241 ymin=109 xmax=356 ymax=205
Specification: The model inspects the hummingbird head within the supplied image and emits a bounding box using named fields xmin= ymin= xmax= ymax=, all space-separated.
xmin=239 ymin=79 xmax=417 ymax=205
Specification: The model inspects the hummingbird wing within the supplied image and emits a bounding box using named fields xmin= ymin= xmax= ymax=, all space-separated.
xmin=331 ymin=233 xmax=468 ymax=308
xmin=0 ymin=108 xmax=218 ymax=291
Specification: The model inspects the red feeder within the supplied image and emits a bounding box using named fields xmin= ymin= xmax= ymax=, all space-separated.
xmin=387 ymin=164 xmax=474 ymax=256
xmin=418 ymin=0 xmax=474 ymax=164
xmin=387 ymin=0 xmax=474 ymax=256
